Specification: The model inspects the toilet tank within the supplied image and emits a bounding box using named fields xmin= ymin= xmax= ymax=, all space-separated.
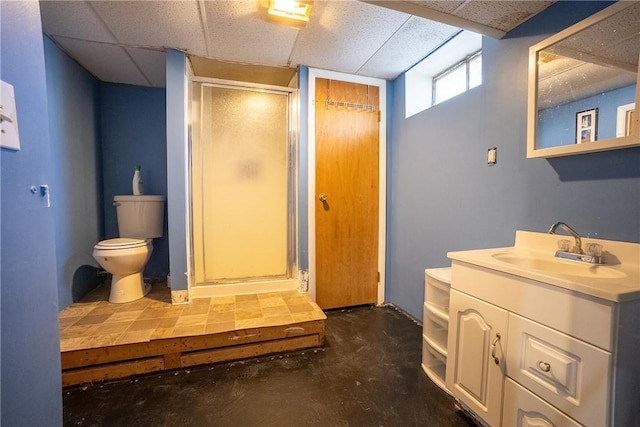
xmin=114 ymin=195 xmax=165 ymax=239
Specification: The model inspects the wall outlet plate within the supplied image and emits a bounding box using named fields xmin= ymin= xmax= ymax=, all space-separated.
xmin=487 ymin=147 xmax=497 ymax=165
xmin=0 ymin=80 xmax=20 ymax=151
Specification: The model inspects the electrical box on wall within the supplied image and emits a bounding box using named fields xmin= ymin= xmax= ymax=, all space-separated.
xmin=0 ymin=80 xmax=21 ymax=151
xmin=487 ymin=147 xmax=497 ymax=165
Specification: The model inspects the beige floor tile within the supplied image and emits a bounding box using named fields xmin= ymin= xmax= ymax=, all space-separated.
xmin=257 ymin=292 xmax=282 ymax=299
xmin=59 ymin=324 xmax=100 ymax=339
xmin=292 ymin=311 xmax=324 ymax=322
xmin=59 ymin=305 xmax=97 ymax=318
xmin=175 ymin=314 xmax=208 ymax=327
xmin=150 ymin=327 xmax=175 ymax=340
xmin=204 ymin=321 xmax=236 ymax=334
xmin=259 ymin=297 xmax=287 ymax=308
xmin=127 ymin=318 xmax=162 ymax=332
xmin=210 ymin=296 xmax=235 ymax=305
xmin=207 ymin=310 xmax=235 ymax=323
xmin=106 ymin=310 xmax=144 ymax=323
xmin=236 ymin=318 xmax=271 ymax=329
xmin=85 ymin=305 xmax=120 ymax=317
xmin=261 ymin=306 xmax=290 ymax=317
xmin=73 ymin=314 xmax=113 ymax=326
xmin=80 ymin=333 xmax=123 ymax=349
xmin=118 ymin=299 xmax=152 ymax=312
xmin=58 ymin=285 xmax=324 ymax=352
xmin=287 ymin=303 xmax=314 ymax=314
xmin=236 ymin=294 xmax=259 ymax=302
xmin=181 ymin=303 xmax=210 ymax=316
xmin=172 ymin=324 xmax=205 ymax=337
xmin=137 ymin=307 xmax=176 ymax=320
xmin=210 ymin=303 xmax=235 ymax=312
xmin=93 ymin=321 xmax=133 ymax=336
xmin=60 ymin=337 xmax=90 ymax=352
xmin=156 ymin=317 xmax=179 ymax=329
xmin=115 ymin=329 xmax=153 ymax=345
xmin=235 ymin=308 xmax=263 ymax=320
xmin=264 ymin=314 xmax=295 ymax=325
xmin=59 ymin=316 xmax=82 ymax=329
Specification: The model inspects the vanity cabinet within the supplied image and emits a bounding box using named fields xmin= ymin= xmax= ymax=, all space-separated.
xmin=445 ymin=260 xmax=640 ymax=427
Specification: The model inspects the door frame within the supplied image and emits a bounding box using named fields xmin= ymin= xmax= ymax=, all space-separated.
xmin=307 ymin=68 xmax=387 ymax=306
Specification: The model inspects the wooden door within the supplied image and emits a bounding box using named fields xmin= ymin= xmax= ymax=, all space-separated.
xmin=315 ymin=78 xmax=379 ymax=309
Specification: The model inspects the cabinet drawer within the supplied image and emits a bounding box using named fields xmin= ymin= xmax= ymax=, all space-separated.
xmin=507 ymin=313 xmax=611 ymax=426
xmin=503 ymin=378 xmax=581 ymax=427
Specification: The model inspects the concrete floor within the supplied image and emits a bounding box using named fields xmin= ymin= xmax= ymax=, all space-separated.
xmin=63 ymin=305 xmax=475 ymax=426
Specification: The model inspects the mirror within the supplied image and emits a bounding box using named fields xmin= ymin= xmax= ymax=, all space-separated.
xmin=527 ymin=2 xmax=640 ymax=158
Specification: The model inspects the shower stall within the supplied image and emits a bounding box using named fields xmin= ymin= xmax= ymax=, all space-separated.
xmin=189 ymin=78 xmax=299 ymax=297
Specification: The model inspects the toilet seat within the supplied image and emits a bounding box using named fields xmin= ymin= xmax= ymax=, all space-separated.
xmin=94 ymin=238 xmax=148 ymax=250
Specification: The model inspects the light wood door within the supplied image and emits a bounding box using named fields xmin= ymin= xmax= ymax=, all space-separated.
xmin=315 ymin=78 xmax=379 ymax=309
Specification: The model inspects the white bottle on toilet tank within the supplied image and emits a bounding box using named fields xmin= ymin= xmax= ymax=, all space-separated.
xmin=132 ymin=165 xmax=144 ymax=195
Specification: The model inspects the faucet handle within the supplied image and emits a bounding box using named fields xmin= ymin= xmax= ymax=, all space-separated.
xmin=557 ymin=239 xmax=571 ymax=252
xmin=585 ymin=243 xmax=602 ymax=257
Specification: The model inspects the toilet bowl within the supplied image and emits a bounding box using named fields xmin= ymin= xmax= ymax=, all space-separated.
xmin=93 ymin=194 xmax=165 ymax=304
xmin=93 ymin=238 xmax=153 ymax=303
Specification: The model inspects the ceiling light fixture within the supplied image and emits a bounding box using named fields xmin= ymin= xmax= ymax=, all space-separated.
xmin=268 ymin=0 xmax=313 ymax=24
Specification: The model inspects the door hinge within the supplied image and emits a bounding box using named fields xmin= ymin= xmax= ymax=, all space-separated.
xmin=378 ymin=110 xmax=381 ymax=122
xmin=377 ymin=271 xmax=380 ymax=283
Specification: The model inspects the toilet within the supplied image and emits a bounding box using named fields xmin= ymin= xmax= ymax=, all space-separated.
xmin=93 ymin=195 xmax=165 ymax=303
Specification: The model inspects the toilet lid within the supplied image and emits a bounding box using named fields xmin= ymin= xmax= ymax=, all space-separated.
xmin=94 ymin=238 xmax=148 ymax=250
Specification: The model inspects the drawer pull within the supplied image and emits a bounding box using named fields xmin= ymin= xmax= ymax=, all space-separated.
xmin=491 ymin=333 xmax=501 ymax=365
xmin=538 ymin=361 xmax=551 ymax=372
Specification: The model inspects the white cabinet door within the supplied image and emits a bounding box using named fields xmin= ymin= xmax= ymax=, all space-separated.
xmin=503 ymin=378 xmax=581 ymax=427
xmin=446 ymin=289 xmax=509 ymax=427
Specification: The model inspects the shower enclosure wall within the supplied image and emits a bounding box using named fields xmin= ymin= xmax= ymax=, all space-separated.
xmin=189 ymin=78 xmax=299 ymax=297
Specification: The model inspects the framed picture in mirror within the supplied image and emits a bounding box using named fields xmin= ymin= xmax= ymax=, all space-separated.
xmin=576 ymin=108 xmax=598 ymax=144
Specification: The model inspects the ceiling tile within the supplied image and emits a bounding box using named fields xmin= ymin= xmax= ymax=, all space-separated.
xmin=290 ymin=0 xmax=410 ymax=76
xmin=90 ymin=1 xmax=208 ymax=56
xmin=126 ymin=47 xmax=166 ymax=87
xmin=203 ymin=0 xmax=299 ymax=66
xmin=53 ymin=36 xmax=150 ymax=86
xmin=39 ymin=0 xmax=117 ymax=42
xmin=454 ymin=1 xmax=554 ymax=32
xmin=407 ymin=1 xmax=467 ymax=15
xmin=358 ymin=16 xmax=458 ymax=79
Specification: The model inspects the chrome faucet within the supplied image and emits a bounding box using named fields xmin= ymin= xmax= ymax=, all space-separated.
xmin=547 ymin=221 xmax=604 ymax=264
xmin=547 ymin=221 xmax=582 ymax=254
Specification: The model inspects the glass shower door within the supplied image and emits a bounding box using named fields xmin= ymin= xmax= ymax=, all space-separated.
xmin=191 ymin=81 xmax=296 ymax=286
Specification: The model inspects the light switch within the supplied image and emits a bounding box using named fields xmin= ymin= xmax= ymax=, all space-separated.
xmin=0 ymin=80 xmax=20 ymax=151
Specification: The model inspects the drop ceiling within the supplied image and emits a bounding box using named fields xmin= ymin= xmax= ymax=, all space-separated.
xmin=39 ymin=0 xmax=555 ymax=88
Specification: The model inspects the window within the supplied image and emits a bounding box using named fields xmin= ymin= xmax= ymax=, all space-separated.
xmin=405 ymin=31 xmax=482 ymax=118
xmin=433 ymin=50 xmax=482 ymax=105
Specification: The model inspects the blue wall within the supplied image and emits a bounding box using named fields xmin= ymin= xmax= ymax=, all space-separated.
xmin=166 ymin=50 xmax=188 ymax=291
xmin=44 ymin=36 xmax=103 ymax=308
xmin=386 ymin=1 xmax=640 ymax=319
xmin=0 ymin=2 xmax=63 ymax=425
xmin=100 ymin=83 xmax=168 ymax=278
xmin=538 ymin=84 xmax=636 ymax=148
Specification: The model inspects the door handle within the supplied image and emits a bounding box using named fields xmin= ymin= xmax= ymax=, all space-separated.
xmin=319 ymin=193 xmax=328 ymax=202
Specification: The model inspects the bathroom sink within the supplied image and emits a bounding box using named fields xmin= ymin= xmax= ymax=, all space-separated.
xmin=492 ymin=253 xmax=627 ymax=279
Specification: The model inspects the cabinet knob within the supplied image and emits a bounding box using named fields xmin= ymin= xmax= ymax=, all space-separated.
xmin=537 ymin=361 xmax=551 ymax=372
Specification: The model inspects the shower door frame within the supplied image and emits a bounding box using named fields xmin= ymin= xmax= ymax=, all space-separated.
xmin=187 ymin=77 xmax=299 ymax=297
